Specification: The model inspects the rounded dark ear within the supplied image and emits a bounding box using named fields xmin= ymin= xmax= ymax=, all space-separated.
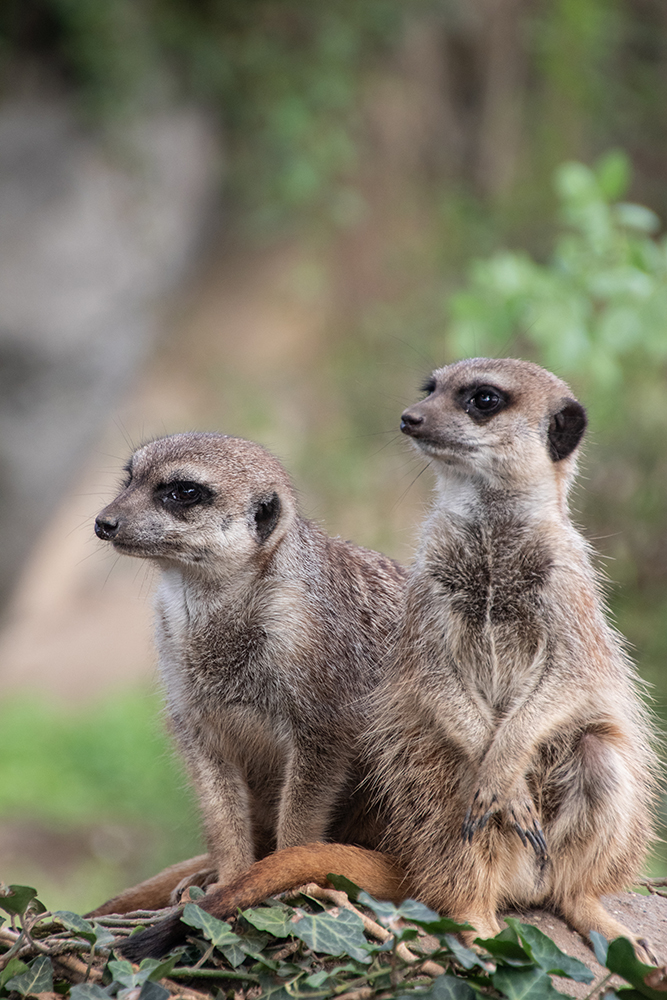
xmin=548 ymin=399 xmax=587 ymax=462
xmin=253 ymin=492 xmax=281 ymax=542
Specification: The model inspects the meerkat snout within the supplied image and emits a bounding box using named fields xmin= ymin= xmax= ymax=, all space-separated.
xmin=94 ymin=514 xmax=120 ymax=540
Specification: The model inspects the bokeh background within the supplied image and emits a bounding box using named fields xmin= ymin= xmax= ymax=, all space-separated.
xmin=1 ymin=0 xmax=667 ymax=913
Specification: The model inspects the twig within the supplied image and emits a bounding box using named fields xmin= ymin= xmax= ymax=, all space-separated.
xmin=93 ymin=912 xmax=174 ymax=926
xmin=300 ymin=884 xmax=445 ymax=978
xmin=52 ymin=954 xmax=104 ymax=984
xmin=334 ymin=989 xmax=374 ymax=1000
xmin=637 ymin=877 xmax=667 ymax=897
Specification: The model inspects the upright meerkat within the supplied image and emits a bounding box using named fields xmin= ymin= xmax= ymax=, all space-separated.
xmin=373 ymin=357 xmax=657 ymax=958
xmin=93 ymin=432 xmax=407 ymax=908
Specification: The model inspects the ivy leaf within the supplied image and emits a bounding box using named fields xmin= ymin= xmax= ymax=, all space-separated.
xmin=138 ymin=981 xmax=170 ymax=1000
xmin=442 ymin=934 xmax=483 ymax=970
xmin=590 ymin=930 xmax=609 ymax=967
xmin=505 ymin=919 xmax=594 ymax=983
xmin=92 ymin=923 xmax=117 ymax=948
xmin=254 ymin=974 xmax=295 ymax=1000
xmin=107 ymin=959 xmax=141 ymax=990
xmin=241 ymin=905 xmax=293 ymax=939
xmin=396 ymin=899 xmax=441 ymax=923
xmin=476 ymin=934 xmax=532 ymax=967
xmin=0 ymin=885 xmax=40 ymax=918
xmin=5 ymin=955 xmax=54 ymax=996
xmin=492 ymin=965 xmax=565 ymax=999
xmin=290 ymin=906 xmax=371 ymax=963
xmin=0 ymin=958 xmax=29 ymax=989
xmin=304 ymin=970 xmax=331 ymax=987
xmin=181 ymin=903 xmax=243 ymax=951
xmin=604 ymin=937 xmax=666 ymax=999
xmin=398 ymin=973 xmax=477 ymax=999
xmin=356 ymin=891 xmax=399 ymax=924
xmin=70 ymin=985 xmax=113 ymax=1000
xmin=53 ymin=910 xmax=96 ymax=945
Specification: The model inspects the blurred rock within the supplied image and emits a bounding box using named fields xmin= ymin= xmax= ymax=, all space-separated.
xmin=0 ymin=92 xmax=220 ymax=619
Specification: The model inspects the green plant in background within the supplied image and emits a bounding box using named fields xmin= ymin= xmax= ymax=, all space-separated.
xmin=450 ymin=151 xmax=667 ymax=393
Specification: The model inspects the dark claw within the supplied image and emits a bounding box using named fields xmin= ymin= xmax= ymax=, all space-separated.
xmin=478 ymin=808 xmax=494 ymax=831
xmin=534 ymin=825 xmax=548 ymax=857
xmin=637 ymin=937 xmax=658 ymax=965
xmin=513 ymin=822 xmax=528 ymax=847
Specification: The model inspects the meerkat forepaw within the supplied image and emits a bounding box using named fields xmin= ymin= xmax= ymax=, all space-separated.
xmin=505 ymin=797 xmax=547 ymax=859
xmin=461 ymin=788 xmax=500 ymax=842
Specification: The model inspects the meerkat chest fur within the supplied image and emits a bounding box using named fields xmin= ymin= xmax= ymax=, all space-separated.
xmin=418 ymin=500 xmax=556 ymax=713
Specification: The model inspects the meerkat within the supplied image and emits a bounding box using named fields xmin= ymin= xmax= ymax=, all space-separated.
xmin=371 ymin=357 xmax=658 ymax=959
xmin=118 ymin=361 xmax=659 ymax=964
xmin=91 ymin=432 xmax=407 ymax=916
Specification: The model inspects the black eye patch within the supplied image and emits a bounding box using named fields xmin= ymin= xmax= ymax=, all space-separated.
xmin=158 ymin=480 xmax=214 ymax=510
xmin=461 ymin=384 xmax=509 ymax=420
xmin=253 ymin=492 xmax=281 ymax=543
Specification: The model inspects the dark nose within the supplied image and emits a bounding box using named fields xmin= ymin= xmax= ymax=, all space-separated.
xmin=95 ymin=515 xmax=120 ymax=540
xmin=400 ymin=409 xmax=424 ymax=436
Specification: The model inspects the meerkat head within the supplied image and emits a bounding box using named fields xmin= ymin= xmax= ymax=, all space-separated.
xmin=400 ymin=358 xmax=587 ymax=501
xmin=94 ymin=433 xmax=297 ymax=579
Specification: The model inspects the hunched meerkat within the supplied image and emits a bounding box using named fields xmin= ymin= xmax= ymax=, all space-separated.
xmin=92 ymin=432 xmax=407 ymax=915
xmin=371 ymin=357 xmax=658 ymax=959
xmin=118 ymin=361 xmax=659 ymax=963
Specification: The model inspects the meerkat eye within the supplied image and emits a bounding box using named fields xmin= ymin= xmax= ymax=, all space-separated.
xmin=420 ymin=376 xmax=437 ymax=397
xmin=463 ymin=385 xmax=508 ymax=419
xmin=160 ymin=480 xmax=213 ymax=507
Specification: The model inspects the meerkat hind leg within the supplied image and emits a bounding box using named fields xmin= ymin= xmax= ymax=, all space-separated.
xmin=558 ymin=893 xmax=658 ymax=966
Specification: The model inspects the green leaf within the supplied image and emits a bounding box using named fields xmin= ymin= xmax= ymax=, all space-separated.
xmin=492 ymin=965 xmax=564 ymax=999
xmin=5 ymin=955 xmax=54 ymax=996
xmin=326 ymin=872 xmax=362 ymax=901
xmin=53 ymin=910 xmax=96 ymax=945
xmin=254 ymin=973 xmax=294 ymax=1000
xmin=400 ymin=973 xmax=476 ymax=999
xmin=107 ymin=956 xmax=178 ymax=995
xmin=181 ymin=903 xmax=243 ymax=950
xmin=0 ymin=885 xmax=38 ymax=917
xmin=107 ymin=959 xmax=140 ymax=990
xmin=141 ymin=955 xmax=180 ymax=983
xmin=241 ymin=905 xmax=293 ymax=939
xmin=604 ymin=937 xmax=666 ymax=999
xmin=92 ymin=922 xmax=117 ymax=949
xmin=590 ymin=930 xmax=609 ymax=967
xmin=69 ymin=985 xmax=112 ymax=1000
xmin=476 ymin=935 xmax=532 ymax=966
xmin=396 ymin=899 xmax=442 ymax=923
xmin=442 ymin=934 xmax=482 ymax=970
xmin=505 ymin=919 xmax=594 ymax=983
xmin=356 ymin=891 xmax=400 ymax=924
xmin=290 ymin=906 xmax=371 ymax=963
xmin=614 ymin=203 xmax=660 ymax=234
xmin=304 ymin=970 xmax=330 ymax=987
xmin=596 ymin=150 xmax=630 ymax=201
xmin=138 ymin=982 xmax=170 ymax=1000
xmin=0 ymin=959 xmax=29 ymax=990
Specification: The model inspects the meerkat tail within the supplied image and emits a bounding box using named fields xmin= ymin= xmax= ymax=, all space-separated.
xmin=118 ymin=844 xmax=408 ymax=961
xmin=86 ymin=854 xmax=211 ymax=917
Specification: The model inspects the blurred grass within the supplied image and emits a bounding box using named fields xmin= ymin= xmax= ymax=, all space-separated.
xmin=0 ymin=689 xmax=203 ymax=912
